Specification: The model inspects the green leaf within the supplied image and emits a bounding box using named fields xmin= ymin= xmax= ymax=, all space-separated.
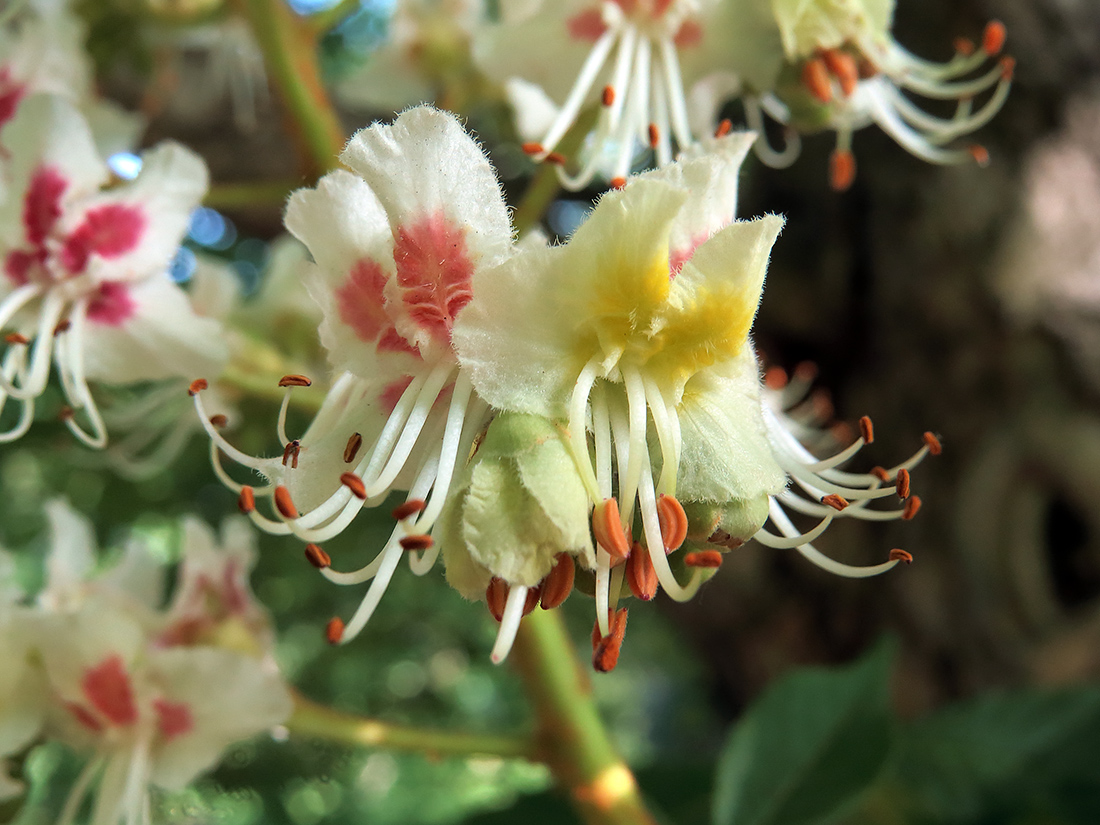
xmin=712 ymin=639 xmax=896 ymax=825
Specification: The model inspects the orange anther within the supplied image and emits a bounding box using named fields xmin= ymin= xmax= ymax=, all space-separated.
xmin=53 ymin=320 xmax=71 ymax=336
xmin=969 ymin=145 xmax=990 ymax=167
xmin=282 ymin=440 xmax=301 ymax=469
xmin=274 ymin=485 xmax=298 ymax=519
xmin=999 ymin=55 xmax=1015 ymax=80
xmin=764 ymin=366 xmax=788 ymax=390
xmin=714 ymin=118 xmax=732 ymax=138
xmin=4 ymin=332 xmax=28 ymax=345
xmin=593 ymin=608 xmax=628 ymax=673
xmin=657 ymin=494 xmax=688 ymax=552
xmin=592 ymin=499 xmax=631 ymax=559
xmin=278 ymin=374 xmax=312 ymax=387
xmin=237 ymin=486 xmax=255 ymax=514
xmin=343 ymin=432 xmax=362 ymax=464
xmin=895 ymin=468 xmax=911 ymax=499
xmin=802 ymin=57 xmax=833 ymax=103
xmin=392 ymin=499 xmax=427 ymax=521
xmin=923 ymin=432 xmax=942 ymax=455
xmin=822 ymin=49 xmax=858 ymax=97
xmin=982 ymin=20 xmax=1006 ymax=55
xmin=889 ymin=548 xmax=914 ymax=564
xmin=793 ymin=361 xmax=818 ymax=383
xmin=902 ymin=495 xmax=922 ymax=520
xmin=188 ymin=378 xmax=208 ymax=396
xmin=486 ymin=578 xmax=508 ymax=622
xmin=521 ymin=142 xmax=545 ymax=155
xmin=626 ymin=541 xmax=658 ymax=601
xmin=684 ymin=550 xmax=723 ymax=568
xmin=647 ymin=123 xmax=659 ymax=148
xmin=399 ymin=534 xmax=434 ymax=551
xmin=326 ymin=617 xmax=345 ymax=644
xmin=305 ymin=543 xmax=331 ymax=569
xmin=540 ymin=553 xmax=575 ymax=609
xmin=340 ymin=472 xmax=367 ymax=500
xmin=545 ymin=151 xmax=567 ymax=166
xmin=822 ymin=494 xmax=849 ymax=511
xmin=830 ymin=149 xmax=856 ymax=191
xmin=953 ymin=37 xmax=975 ymax=56
xmin=870 ymin=466 xmax=890 ymax=482
xmin=209 ymin=414 xmax=228 ymax=428
xmin=601 ymin=85 xmax=615 ymax=107
xmin=859 ymin=415 xmax=874 ymax=444
xmin=609 ymin=177 xmax=627 ymax=190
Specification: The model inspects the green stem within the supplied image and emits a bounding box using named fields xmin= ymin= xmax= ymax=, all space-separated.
xmin=510 ymin=609 xmax=657 ymax=825
xmin=288 ymin=692 xmax=536 ymax=761
xmin=204 ymin=180 xmax=298 ymax=210
xmin=235 ymin=0 xmax=346 ymax=178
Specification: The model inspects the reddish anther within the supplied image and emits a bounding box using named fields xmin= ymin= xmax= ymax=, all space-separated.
xmin=278 ymin=374 xmax=312 ymax=388
xmin=304 ymin=543 xmax=331 ymax=569
xmin=593 ymin=608 xmax=628 ymax=673
xmin=829 ymin=149 xmax=856 ymax=191
xmin=209 ymin=414 xmax=228 ymax=428
xmin=889 ymin=548 xmax=914 ymax=564
xmin=982 ymin=20 xmax=1006 ymax=55
xmin=281 ymin=440 xmax=301 ymax=469
xmin=545 ymin=151 xmax=567 ymax=166
xmin=609 ymin=177 xmax=627 ymax=190
xmin=684 ymin=550 xmax=723 ymax=568
xmin=657 ymin=494 xmax=688 ymax=552
xmin=859 ymin=415 xmax=874 ymax=444
xmin=870 ymin=466 xmax=890 ymax=482
xmin=601 ymin=85 xmax=615 ymax=107
xmin=626 ymin=541 xmax=658 ymax=601
xmin=822 ymin=494 xmax=849 ymax=511
xmin=340 ymin=472 xmax=367 ymax=500
xmin=521 ymin=142 xmax=545 ymax=156
xmin=647 ymin=123 xmax=659 ymax=148
xmin=592 ymin=499 xmax=631 ymax=559
xmin=399 ymin=534 xmax=434 ymax=551
xmin=822 ymin=49 xmax=858 ymax=96
xmin=326 ymin=617 xmax=345 ymax=644
xmin=274 ymin=485 xmax=299 ymax=519
xmin=923 ymin=432 xmax=942 ymax=455
xmin=237 ymin=486 xmax=255 ymax=514
xmin=392 ymin=499 xmax=427 ymax=521
xmin=343 ymin=432 xmax=362 ymax=464
xmin=714 ymin=118 xmax=732 ymax=138
xmin=486 ymin=578 xmax=508 ymax=622
xmin=954 ymin=37 xmax=976 ymax=56
xmin=522 ymin=584 xmax=542 ymax=617
xmin=764 ymin=365 xmax=787 ymax=390
xmin=58 ymin=406 xmax=74 ymax=421
xmin=802 ymin=57 xmax=833 ymax=103
xmin=540 ymin=553 xmax=575 ymax=610
xmin=53 ymin=320 xmax=71 ymax=335
xmin=895 ymin=468 xmax=911 ymax=499
xmin=4 ymin=332 xmax=28 ymax=345
xmin=902 ymin=495 xmax=922 ymax=521
xmin=969 ymin=145 xmax=990 ymax=167
xmin=188 ymin=378 xmax=208 ymax=396
xmin=794 ymin=361 xmax=819 ymax=383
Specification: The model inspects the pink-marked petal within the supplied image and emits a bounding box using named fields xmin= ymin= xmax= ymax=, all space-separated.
xmin=567 ymin=7 xmax=607 ymax=41
xmin=87 ymin=281 xmax=137 ymax=326
xmin=334 ymin=258 xmax=414 ymax=356
xmin=674 ymin=20 xmax=703 ymax=47
xmin=81 ymin=654 xmax=137 ymax=727
xmin=393 ymin=213 xmax=474 ymax=346
xmin=66 ymin=701 xmax=103 ymax=733
xmin=154 ymin=698 xmax=194 ymax=740
xmin=380 ymin=375 xmax=414 ymax=414
xmin=60 ymin=203 xmax=145 ymax=274
xmin=23 ymin=166 xmax=66 ymax=246
xmin=5 ymin=249 xmax=41 ymax=285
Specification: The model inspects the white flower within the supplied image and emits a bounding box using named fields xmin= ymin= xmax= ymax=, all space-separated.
xmin=0 ymin=95 xmax=226 ymax=447
xmin=193 ymin=106 xmax=513 ymax=646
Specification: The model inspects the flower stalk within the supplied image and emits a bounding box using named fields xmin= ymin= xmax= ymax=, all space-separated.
xmin=510 ymin=609 xmax=657 ymax=825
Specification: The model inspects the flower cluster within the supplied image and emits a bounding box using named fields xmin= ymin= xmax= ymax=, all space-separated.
xmin=196 ymin=105 xmax=935 ymax=670
xmin=0 ymin=501 xmax=291 ymax=823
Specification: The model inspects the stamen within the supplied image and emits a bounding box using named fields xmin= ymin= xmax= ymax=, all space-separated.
xmin=209 ymin=414 xmax=228 ymax=428
xmin=822 ymin=494 xmax=849 ymax=511
xmin=610 ymin=177 xmax=627 ymax=189
xmin=305 ymin=544 xmax=331 ymax=568
xmin=822 ymin=49 xmax=858 ymax=96
xmin=53 ymin=320 xmax=71 ymax=336
xmin=593 ymin=608 xmax=628 ymax=673
xmin=398 ymin=534 xmax=433 ymax=551
xmin=593 ymin=498 xmax=631 ymax=559
xmin=344 ymin=432 xmax=362 ymax=463
xmin=626 ymin=540 xmax=658 ymax=600
xmin=923 ymin=432 xmax=942 ymax=455
xmin=278 ymin=374 xmax=312 ymax=387
xmin=656 ymin=493 xmax=687 ymax=551
xmin=522 ymin=585 xmax=542 ymax=616
xmin=969 ymin=144 xmax=990 ymax=166
xmin=765 ymin=366 xmax=787 ymax=390
xmin=486 ymin=577 xmax=507 ymax=622
xmin=802 ymin=57 xmax=833 ymax=103
xmin=602 ymin=85 xmax=615 ymax=107
xmin=859 ymin=415 xmax=874 ymax=444
xmin=326 ymin=617 xmax=344 ymax=644
xmin=954 ymin=37 xmax=975 ymax=56
xmin=889 ymin=548 xmax=914 ymax=564
xmin=715 ymin=119 xmax=732 ymax=138
xmin=4 ymin=333 xmax=27 ymax=345
xmin=340 ymin=472 xmax=367 ymax=500
xmin=871 ymin=466 xmax=890 ymax=482
xmin=237 ymin=486 xmax=255 ymax=514
xmin=274 ymin=485 xmax=298 ymax=519
xmin=281 ymin=440 xmax=301 ymax=468
xmin=58 ymin=405 xmax=73 ymax=421
xmin=545 ymin=152 xmax=567 ymax=165
xmin=896 ymin=468 xmax=911 ymax=499
xmin=522 ymin=142 xmax=545 ymax=155
xmin=393 ymin=499 xmax=427 ymax=521
xmin=830 ymin=149 xmax=856 ymax=191
xmin=540 ymin=553 xmax=575 ymax=609
xmin=684 ymin=550 xmax=723 ymax=568
xmin=902 ymin=495 xmax=922 ymax=520
xmin=647 ymin=122 xmax=659 ymax=148
xmin=188 ymin=378 xmax=208 ymax=396
xmin=982 ymin=21 xmax=1006 ymax=55
xmin=491 ymin=584 xmax=529 ymax=664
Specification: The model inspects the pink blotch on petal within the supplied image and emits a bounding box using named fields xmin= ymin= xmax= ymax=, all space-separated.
xmin=380 ymin=375 xmax=414 ymax=414
xmin=5 ymin=249 xmax=41 ymax=286
xmin=82 ymin=654 xmax=138 ymax=728
xmin=60 ymin=204 xmax=145 ymax=274
xmin=66 ymin=701 xmax=104 ymax=733
xmin=674 ymin=20 xmax=703 ymax=47
xmin=0 ymin=69 xmax=24 ymax=126
xmin=567 ymin=8 xmax=607 ymax=41
xmin=87 ymin=281 xmax=137 ymax=326
xmin=336 ymin=258 xmax=391 ymax=342
xmin=392 ymin=214 xmax=474 ymax=347
xmin=24 ymin=167 xmax=67 ymax=247
xmin=153 ymin=698 xmax=194 ymax=740
xmin=669 ymin=233 xmax=709 ymax=277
